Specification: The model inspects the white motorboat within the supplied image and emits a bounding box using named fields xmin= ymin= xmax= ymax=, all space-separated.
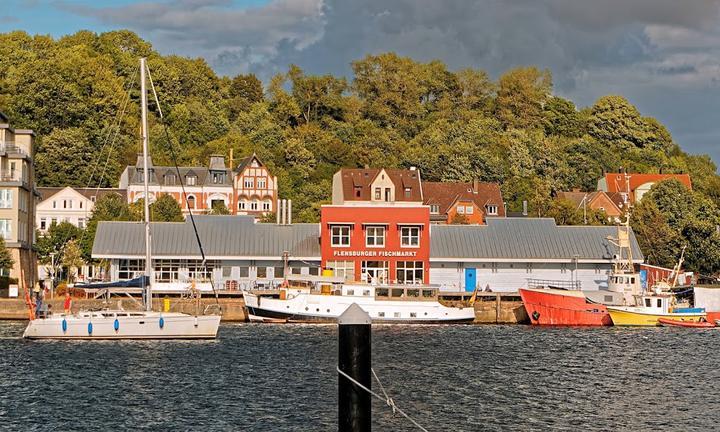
xmin=243 ymin=277 xmax=476 ymax=324
xmin=23 ymin=58 xmax=221 ymax=340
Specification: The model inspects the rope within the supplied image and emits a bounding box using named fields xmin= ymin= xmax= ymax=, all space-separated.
xmin=336 ymin=366 xmax=429 ymax=432
xmin=144 ymin=63 xmax=220 ymax=306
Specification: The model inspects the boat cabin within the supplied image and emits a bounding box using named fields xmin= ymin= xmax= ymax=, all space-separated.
xmin=608 ymin=272 xmax=643 ymax=304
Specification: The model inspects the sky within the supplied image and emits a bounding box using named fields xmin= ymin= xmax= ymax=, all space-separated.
xmin=1 ymin=0 xmax=719 ymax=167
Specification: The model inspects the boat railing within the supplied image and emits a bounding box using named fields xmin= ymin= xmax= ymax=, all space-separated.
xmin=527 ymin=279 xmax=582 ymax=290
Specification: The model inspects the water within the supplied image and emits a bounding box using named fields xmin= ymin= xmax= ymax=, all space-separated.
xmin=0 ymin=321 xmax=718 ymax=431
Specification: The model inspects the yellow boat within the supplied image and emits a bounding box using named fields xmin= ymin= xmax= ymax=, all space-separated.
xmin=607 ymin=294 xmax=706 ymax=326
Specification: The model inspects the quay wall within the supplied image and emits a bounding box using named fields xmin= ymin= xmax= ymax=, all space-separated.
xmin=0 ymin=294 xmax=527 ymax=324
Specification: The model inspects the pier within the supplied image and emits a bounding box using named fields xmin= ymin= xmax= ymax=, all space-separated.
xmin=0 ymin=291 xmax=528 ymax=323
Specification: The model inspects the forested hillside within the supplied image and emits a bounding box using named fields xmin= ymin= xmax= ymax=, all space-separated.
xmin=1 ymin=30 xmax=718 ymax=274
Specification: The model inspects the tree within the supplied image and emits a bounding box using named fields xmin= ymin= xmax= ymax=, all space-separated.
xmin=151 ymin=194 xmax=184 ymax=222
xmin=630 ymin=200 xmax=682 ymax=268
xmin=0 ymin=237 xmax=14 ymax=274
xmin=34 ymin=128 xmax=99 ymax=187
xmin=35 ymin=221 xmax=82 ymax=280
xmin=495 ymin=67 xmax=552 ymax=130
xmin=80 ymin=192 xmax=135 ymax=261
xmin=209 ymin=201 xmax=231 ymax=215
xmin=61 ymin=239 xmax=84 ymax=282
xmin=542 ymin=96 xmax=585 ymax=138
xmin=229 ymin=73 xmax=264 ymax=103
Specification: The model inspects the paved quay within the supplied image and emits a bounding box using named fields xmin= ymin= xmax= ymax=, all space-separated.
xmin=0 ymin=292 xmax=527 ymax=324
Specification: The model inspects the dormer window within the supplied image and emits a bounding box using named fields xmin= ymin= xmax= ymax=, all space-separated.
xmin=404 ymin=187 xmax=411 ymax=199
xmin=165 ymin=174 xmax=176 ymax=185
xmin=486 ymin=204 xmax=498 ymax=215
xmin=430 ymin=204 xmax=439 ymax=214
xmin=374 ymin=187 xmax=381 ymax=200
xmin=212 ymin=172 xmax=225 ymax=184
xmin=186 ymin=175 xmax=197 ymax=186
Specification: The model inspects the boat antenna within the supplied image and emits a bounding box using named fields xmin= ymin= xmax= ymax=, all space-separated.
xmin=144 ymin=61 xmax=220 ymax=305
xmin=140 ymin=57 xmax=153 ymax=312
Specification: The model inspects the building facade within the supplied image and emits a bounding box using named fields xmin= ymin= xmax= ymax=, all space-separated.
xmin=233 ymin=154 xmax=278 ymax=217
xmin=555 ymin=190 xmax=623 ymax=221
xmin=119 ymin=155 xmax=235 ymax=214
xmin=0 ymin=112 xmax=37 ymax=290
xmin=37 ymin=187 xmax=126 ymax=233
xmin=423 ymin=180 xmax=505 ymax=224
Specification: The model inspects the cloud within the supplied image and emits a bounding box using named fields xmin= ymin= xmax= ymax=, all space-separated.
xmin=57 ymin=0 xmax=325 ymax=76
xmin=0 ymin=15 xmax=20 ymax=24
xmin=56 ymin=0 xmax=720 ymax=164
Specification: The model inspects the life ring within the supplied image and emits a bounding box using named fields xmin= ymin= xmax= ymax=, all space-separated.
xmin=531 ymin=311 xmax=540 ymax=321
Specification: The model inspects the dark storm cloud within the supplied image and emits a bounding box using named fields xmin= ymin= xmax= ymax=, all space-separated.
xmin=56 ymin=0 xmax=720 ymax=164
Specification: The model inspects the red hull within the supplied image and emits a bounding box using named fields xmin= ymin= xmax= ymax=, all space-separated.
xmin=657 ymin=318 xmax=716 ymax=328
xmin=519 ymin=288 xmax=613 ymax=326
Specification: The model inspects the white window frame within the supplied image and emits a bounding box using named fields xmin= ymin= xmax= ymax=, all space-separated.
xmin=396 ymin=261 xmax=424 ymax=284
xmin=244 ymin=178 xmax=254 ymax=189
xmin=365 ymin=226 xmax=385 ymax=248
xmin=250 ymin=199 xmax=259 ymax=211
xmin=400 ymin=226 xmax=420 ymax=248
xmin=257 ymin=178 xmax=266 ymax=189
xmin=0 ymin=219 xmax=11 ymax=239
xmin=238 ymin=200 xmax=247 ymax=211
xmin=331 ymin=225 xmax=351 ymax=247
xmin=0 ymin=190 xmax=12 ymax=208
xmin=457 ymin=205 xmax=465 ymax=214
xmin=486 ymin=204 xmax=498 ymax=215
xmin=430 ymin=204 xmax=439 ymax=214
xmin=262 ymin=200 xmax=271 ymax=211
xmin=465 ymin=205 xmax=473 ymax=214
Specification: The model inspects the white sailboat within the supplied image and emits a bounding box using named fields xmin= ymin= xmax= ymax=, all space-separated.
xmin=23 ymin=58 xmax=221 ymax=339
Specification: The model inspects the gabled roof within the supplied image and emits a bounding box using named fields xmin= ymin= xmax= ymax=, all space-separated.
xmin=602 ymin=173 xmax=692 ymax=193
xmin=337 ymin=168 xmax=423 ymax=202
xmin=38 ymin=187 xmax=127 ymax=202
xmin=423 ymin=181 xmax=505 ymax=217
xmin=92 ymin=216 xmax=320 ymax=259
xmin=236 ymin=153 xmax=265 ymax=173
xmin=430 ymin=218 xmax=644 ymax=261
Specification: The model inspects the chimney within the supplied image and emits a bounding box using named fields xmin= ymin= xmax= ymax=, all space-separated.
xmin=136 ymin=153 xmax=154 ymax=168
xmin=209 ymin=155 xmax=226 ymax=170
xmin=522 ymin=200 xmax=528 ymax=216
xmin=473 ymin=179 xmax=480 ymax=194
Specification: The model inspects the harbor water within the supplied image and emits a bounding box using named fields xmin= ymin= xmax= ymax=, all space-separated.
xmin=1 ymin=321 xmax=718 ymax=431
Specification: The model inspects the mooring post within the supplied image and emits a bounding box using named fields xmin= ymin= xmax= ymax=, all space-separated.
xmin=338 ymin=303 xmax=372 ymax=432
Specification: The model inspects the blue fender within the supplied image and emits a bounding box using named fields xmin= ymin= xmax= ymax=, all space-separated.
xmin=87 ymin=322 xmax=93 ymax=335
xmin=159 ymin=316 xmax=165 ymax=329
xmin=114 ymin=318 xmax=120 ymax=331
xmin=61 ymin=319 xmax=67 ymax=333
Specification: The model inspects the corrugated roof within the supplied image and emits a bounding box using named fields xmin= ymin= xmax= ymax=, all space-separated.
xmin=430 ymin=218 xmax=644 ymax=261
xmin=92 ymin=215 xmax=320 ymax=259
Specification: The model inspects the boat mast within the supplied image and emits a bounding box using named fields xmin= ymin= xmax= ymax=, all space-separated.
xmin=140 ymin=57 xmax=153 ymax=312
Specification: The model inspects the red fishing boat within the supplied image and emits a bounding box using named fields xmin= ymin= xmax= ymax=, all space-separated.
xmin=657 ymin=318 xmax=716 ymax=328
xmin=519 ymin=288 xmax=613 ymax=326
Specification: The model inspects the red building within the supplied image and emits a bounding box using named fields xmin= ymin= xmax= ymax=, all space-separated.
xmin=321 ymin=168 xmax=430 ymax=283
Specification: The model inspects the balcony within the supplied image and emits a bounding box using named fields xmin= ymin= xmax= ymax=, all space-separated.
xmin=0 ymin=170 xmax=28 ymax=187
xmin=0 ymin=142 xmax=30 ymax=159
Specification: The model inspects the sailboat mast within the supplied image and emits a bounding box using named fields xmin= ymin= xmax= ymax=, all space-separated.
xmin=140 ymin=57 xmax=153 ymax=312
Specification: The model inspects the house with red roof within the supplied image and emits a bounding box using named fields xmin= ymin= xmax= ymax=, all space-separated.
xmin=555 ymin=189 xmax=623 ymax=220
xmin=597 ymin=173 xmax=692 ymax=204
xmin=423 ymin=180 xmax=505 ymax=224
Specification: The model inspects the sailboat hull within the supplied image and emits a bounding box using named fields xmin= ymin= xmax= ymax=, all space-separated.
xmin=23 ymin=311 xmax=220 ymax=339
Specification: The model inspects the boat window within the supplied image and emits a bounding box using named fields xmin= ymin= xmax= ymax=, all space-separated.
xmin=375 ymin=288 xmax=389 ymax=297
xmin=406 ymin=289 xmax=420 ymax=298
xmin=410 ymin=312 xmax=417 ymax=318
xmin=378 ymin=312 xmax=385 ymax=317
xmin=363 ymin=290 xmax=370 ymax=296
xmin=422 ymin=289 xmax=434 ymax=298
xmin=604 ymin=296 xmax=613 ymax=303
xmin=391 ymin=288 xmax=404 ymax=298
xmin=347 ymin=289 xmax=355 ymax=296
xmin=630 ymin=277 xmax=635 ymax=284
xmin=657 ymin=299 xmax=662 ymax=308
xmin=645 ymin=298 xmax=651 ymax=307
xmin=394 ymin=312 xmax=401 ymax=318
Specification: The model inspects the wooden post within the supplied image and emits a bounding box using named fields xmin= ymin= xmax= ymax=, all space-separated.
xmin=338 ymin=304 xmax=372 ymax=432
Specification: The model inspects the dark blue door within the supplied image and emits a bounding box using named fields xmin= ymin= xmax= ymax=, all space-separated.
xmin=464 ymin=268 xmax=477 ymax=292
